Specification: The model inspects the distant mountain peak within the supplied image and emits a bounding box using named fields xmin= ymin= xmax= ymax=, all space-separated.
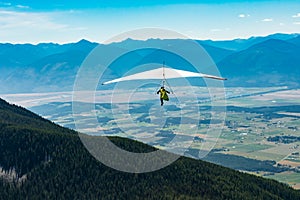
xmin=68 ymin=39 xmax=98 ymax=52
xmin=76 ymin=39 xmax=94 ymax=44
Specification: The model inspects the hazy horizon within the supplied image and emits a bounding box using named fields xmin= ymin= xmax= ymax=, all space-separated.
xmin=1 ymin=0 xmax=300 ymax=44
xmin=0 ymin=32 xmax=299 ymax=45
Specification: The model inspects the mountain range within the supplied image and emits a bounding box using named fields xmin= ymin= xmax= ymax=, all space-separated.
xmin=0 ymin=98 xmax=300 ymax=199
xmin=219 ymin=38 xmax=300 ymax=87
xmin=200 ymin=33 xmax=300 ymax=51
xmin=0 ymin=33 xmax=300 ymax=93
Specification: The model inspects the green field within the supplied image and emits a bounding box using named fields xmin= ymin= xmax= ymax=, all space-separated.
xmin=267 ymin=172 xmax=300 ymax=189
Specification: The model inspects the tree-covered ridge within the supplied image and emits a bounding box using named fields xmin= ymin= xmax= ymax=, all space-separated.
xmin=0 ymin=98 xmax=75 ymax=134
xmin=0 ymin=98 xmax=299 ymax=199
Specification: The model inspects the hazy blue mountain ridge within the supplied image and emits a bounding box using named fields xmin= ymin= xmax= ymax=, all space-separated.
xmin=0 ymin=33 xmax=300 ymax=93
xmin=218 ymin=38 xmax=300 ymax=87
xmin=200 ymin=33 xmax=300 ymax=51
xmin=288 ymin=35 xmax=300 ymax=47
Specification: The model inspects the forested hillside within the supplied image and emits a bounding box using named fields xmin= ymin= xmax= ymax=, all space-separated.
xmin=0 ymin=98 xmax=299 ymax=199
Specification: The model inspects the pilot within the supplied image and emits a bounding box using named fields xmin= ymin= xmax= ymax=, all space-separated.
xmin=157 ymin=86 xmax=170 ymax=106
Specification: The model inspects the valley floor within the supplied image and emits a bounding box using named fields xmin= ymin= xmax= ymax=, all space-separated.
xmin=2 ymin=86 xmax=300 ymax=189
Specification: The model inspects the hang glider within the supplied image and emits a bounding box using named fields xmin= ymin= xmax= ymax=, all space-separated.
xmin=102 ymin=67 xmax=226 ymax=85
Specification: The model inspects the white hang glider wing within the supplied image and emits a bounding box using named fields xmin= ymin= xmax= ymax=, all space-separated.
xmin=102 ymin=67 xmax=226 ymax=85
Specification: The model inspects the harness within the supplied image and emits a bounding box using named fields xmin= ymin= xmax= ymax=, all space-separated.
xmin=160 ymin=89 xmax=169 ymax=101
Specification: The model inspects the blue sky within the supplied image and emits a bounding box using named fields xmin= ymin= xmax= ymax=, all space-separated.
xmin=0 ymin=0 xmax=300 ymax=43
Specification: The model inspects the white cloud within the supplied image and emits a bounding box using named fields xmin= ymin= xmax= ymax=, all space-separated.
xmin=0 ymin=2 xmax=30 ymax=9
xmin=292 ymin=13 xmax=300 ymax=18
xmin=16 ymin=5 xmax=30 ymax=9
xmin=0 ymin=9 xmax=89 ymax=43
xmin=0 ymin=10 xmax=68 ymax=30
xmin=262 ymin=18 xmax=273 ymax=22
xmin=294 ymin=22 xmax=300 ymax=25
xmin=238 ymin=14 xmax=250 ymax=18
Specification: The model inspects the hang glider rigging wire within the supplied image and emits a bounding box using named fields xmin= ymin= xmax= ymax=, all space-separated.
xmin=159 ymin=61 xmax=174 ymax=94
